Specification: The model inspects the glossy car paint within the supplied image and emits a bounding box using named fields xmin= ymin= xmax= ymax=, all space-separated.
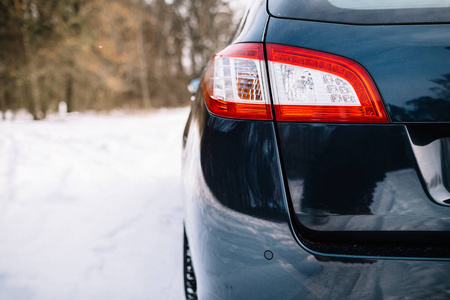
xmin=182 ymin=0 xmax=450 ymax=298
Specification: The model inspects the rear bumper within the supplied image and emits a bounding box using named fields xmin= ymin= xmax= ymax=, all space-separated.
xmin=187 ymin=200 xmax=450 ymax=299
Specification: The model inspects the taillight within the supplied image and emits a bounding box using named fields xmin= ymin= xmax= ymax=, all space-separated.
xmin=202 ymin=43 xmax=272 ymax=120
xmin=266 ymin=44 xmax=388 ymax=123
xmin=202 ymin=43 xmax=388 ymax=123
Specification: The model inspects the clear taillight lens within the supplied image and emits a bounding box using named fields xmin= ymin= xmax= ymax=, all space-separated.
xmin=202 ymin=43 xmax=272 ymax=120
xmin=266 ymin=44 xmax=388 ymax=123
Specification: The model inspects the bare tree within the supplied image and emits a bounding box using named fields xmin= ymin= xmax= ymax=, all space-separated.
xmin=0 ymin=0 xmax=238 ymax=118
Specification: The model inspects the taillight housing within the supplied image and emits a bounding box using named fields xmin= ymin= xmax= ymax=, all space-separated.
xmin=202 ymin=43 xmax=272 ymax=120
xmin=202 ymin=43 xmax=388 ymax=123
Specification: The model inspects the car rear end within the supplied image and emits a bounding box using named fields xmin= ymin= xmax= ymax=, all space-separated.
xmin=182 ymin=0 xmax=450 ymax=298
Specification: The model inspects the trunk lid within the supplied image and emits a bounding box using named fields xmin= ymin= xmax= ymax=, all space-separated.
xmin=265 ymin=16 xmax=450 ymax=255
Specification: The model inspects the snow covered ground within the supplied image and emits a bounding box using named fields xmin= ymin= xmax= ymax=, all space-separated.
xmin=0 ymin=108 xmax=190 ymax=300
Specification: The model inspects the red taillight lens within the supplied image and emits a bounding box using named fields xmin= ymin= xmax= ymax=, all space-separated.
xmin=266 ymin=44 xmax=388 ymax=123
xmin=202 ymin=43 xmax=273 ymax=120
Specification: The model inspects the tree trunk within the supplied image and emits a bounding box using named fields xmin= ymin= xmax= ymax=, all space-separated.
xmin=65 ymin=73 xmax=73 ymax=112
xmin=0 ymin=89 xmax=5 ymax=120
xmin=136 ymin=17 xmax=151 ymax=108
xmin=20 ymin=2 xmax=41 ymax=120
xmin=29 ymin=73 xmax=41 ymax=120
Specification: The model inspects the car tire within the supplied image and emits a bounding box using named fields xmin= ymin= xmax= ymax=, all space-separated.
xmin=184 ymin=228 xmax=198 ymax=300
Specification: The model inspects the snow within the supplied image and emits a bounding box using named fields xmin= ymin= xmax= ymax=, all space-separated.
xmin=0 ymin=108 xmax=190 ymax=300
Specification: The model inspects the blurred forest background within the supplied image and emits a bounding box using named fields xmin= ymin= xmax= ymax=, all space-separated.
xmin=0 ymin=0 xmax=240 ymax=120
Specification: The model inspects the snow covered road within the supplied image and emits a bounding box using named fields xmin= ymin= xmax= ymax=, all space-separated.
xmin=0 ymin=108 xmax=189 ymax=299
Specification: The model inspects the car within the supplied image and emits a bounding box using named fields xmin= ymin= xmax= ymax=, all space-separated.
xmin=181 ymin=0 xmax=450 ymax=299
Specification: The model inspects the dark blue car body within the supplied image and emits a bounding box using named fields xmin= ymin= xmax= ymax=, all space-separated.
xmin=182 ymin=1 xmax=450 ymax=298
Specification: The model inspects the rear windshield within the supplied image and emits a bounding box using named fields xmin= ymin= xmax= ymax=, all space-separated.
xmin=268 ymin=0 xmax=450 ymax=24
